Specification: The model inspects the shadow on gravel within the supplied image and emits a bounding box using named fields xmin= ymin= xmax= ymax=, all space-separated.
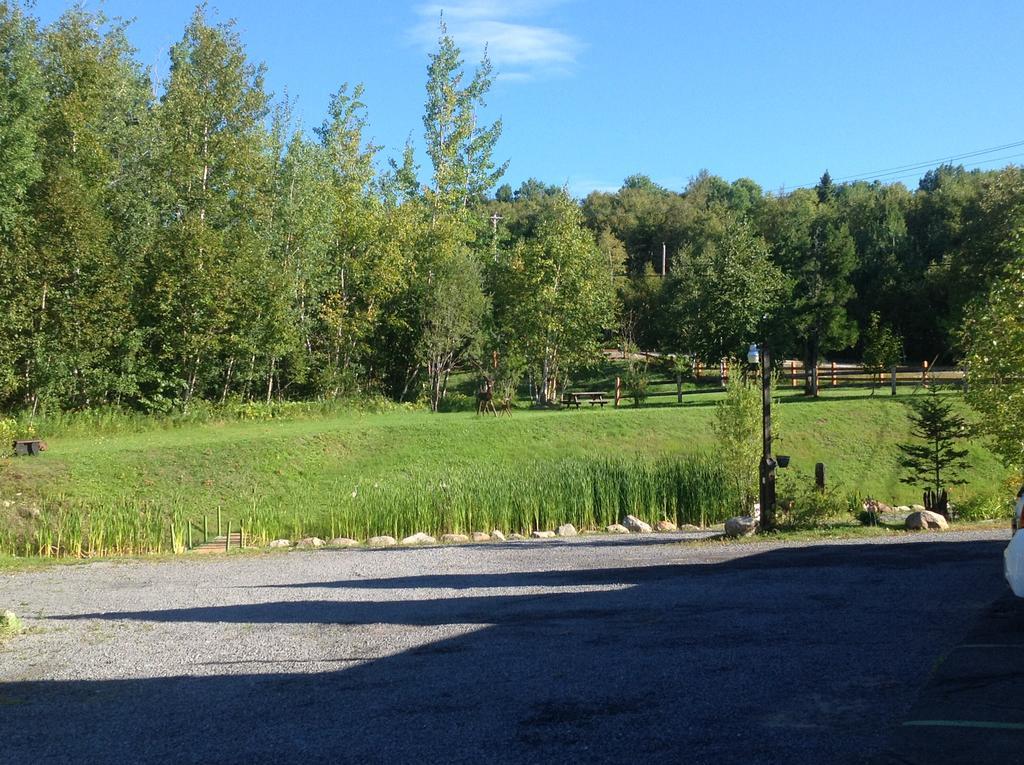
xmin=3 ymin=540 xmax=1010 ymax=765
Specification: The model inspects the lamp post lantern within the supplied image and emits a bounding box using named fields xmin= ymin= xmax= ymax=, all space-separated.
xmin=748 ymin=343 xmax=776 ymax=531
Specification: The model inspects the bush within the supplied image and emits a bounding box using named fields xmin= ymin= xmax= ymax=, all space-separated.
xmin=0 ymin=418 xmax=36 ymax=457
xmin=776 ymin=473 xmax=857 ymax=529
xmin=0 ymin=609 xmax=22 ymax=640
xmin=624 ymin=360 xmax=649 ymax=406
xmin=712 ymin=367 xmax=761 ymax=514
xmin=954 ymin=493 xmax=1013 ymax=522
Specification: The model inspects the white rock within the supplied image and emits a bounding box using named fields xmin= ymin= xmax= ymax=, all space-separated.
xmin=896 ymin=505 xmax=912 ymax=514
xmin=623 ymin=515 xmax=652 ymax=533
xmin=724 ymin=516 xmax=758 ymax=538
xmin=656 ymin=520 xmax=677 ymax=532
xmin=295 ymin=537 xmax=325 ymax=549
xmin=911 ymin=504 xmax=926 ymax=513
xmin=471 ymin=532 xmax=491 ymax=542
xmin=678 ymin=524 xmax=702 ymax=532
xmin=606 ymin=523 xmax=630 ymax=534
xmin=905 ymin=510 xmax=949 ymax=531
xmin=441 ymin=533 xmax=470 ymax=543
xmin=556 ymin=523 xmax=577 ymax=537
xmin=531 ymin=530 xmax=556 ymax=539
xmin=401 ymin=532 xmax=436 ymax=545
xmin=329 ymin=537 xmax=360 ymax=547
xmin=508 ymin=533 xmax=527 ymax=541
xmin=367 ymin=535 xmax=397 ymax=547
xmin=268 ymin=539 xmax=291 ymax=549
xmin=490 ymin=530 xmax=506 ymax=542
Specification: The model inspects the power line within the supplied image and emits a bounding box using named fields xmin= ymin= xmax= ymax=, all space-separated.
xmin=863 ymin=151 xmax=1024 ymax=187
xmin=785 ymin=138 xmax=1024 ymax=190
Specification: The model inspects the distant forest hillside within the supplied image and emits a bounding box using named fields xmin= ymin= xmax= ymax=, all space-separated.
xmin=1 ymin=3 xmax=1021 ymax=414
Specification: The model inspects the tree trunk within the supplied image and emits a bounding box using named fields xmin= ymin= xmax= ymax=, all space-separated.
xmin=220 ymin=357 xmax=235 ymax=404
xmin=265 ymin=357 xmax=276 ymax=404
xmin=805 ymin=337 xmax=820 ymax=397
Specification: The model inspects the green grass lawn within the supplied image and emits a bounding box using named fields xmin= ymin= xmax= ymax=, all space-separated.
xmin=0 ymin=387 xmax=1011 ymax=556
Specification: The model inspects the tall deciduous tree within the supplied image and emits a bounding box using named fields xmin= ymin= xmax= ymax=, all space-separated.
xmin=414 ymin=23 xmax=504 ymax=410
xmin=147 ymin=7 xmax=273 ymax=409
xmin=663 ymin=209 xmax=785 ymax=364
xmin=28 ymin=8 xmax=153 ymax=410
xmin=0 ymin=2 xmax=45 ymax=406
xmin=491 ymin=193 xmax=615 ymax=404
xmin=962 ymin=257 xmax=1024 ymax=472
xmin=423 ymin=19 xmax=506 ymax=211
xmin=765 ymin=178 xmax=858 ymax=396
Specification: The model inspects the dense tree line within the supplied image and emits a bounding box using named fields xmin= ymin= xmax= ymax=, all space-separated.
xmin=0 ymin=5 xmax=612 ymax=413
xmin=577 ymin=164 xmax=1024 ymax=393
xmin=1 ymin=3 xmax=1021 ymax=414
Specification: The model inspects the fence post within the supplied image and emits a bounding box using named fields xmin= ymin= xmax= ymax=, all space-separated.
xmin=187 ymin=522 xmax=192 ymax=550
xmin=204 ymin=515 xmax=208 ymax=543
xmin=962 ymin=365 xmax=968 ymax=394
xmin=890 ymin=365 xmax=897 ymax=396
xmin=217 ymin=507 xmax=222 ymax=538
xmin=615 ymin=376 xmax=621 ymax=407
xmin=831 ymin=361 xmax=837 ymax=387
xmin=225 ymin=521 xmax=231 ymax=553
xmin=815 ymin=463 xmax=826 ymax=491
xmin=922 ymin=360 xmax=929 ymax=388
xmin=790 ymin=360 xmax=797 ymax=388
xmin=676 ymin=372 xmax=682 ymax=404
xmin=720 ymin=359 xmax=726 ymax=385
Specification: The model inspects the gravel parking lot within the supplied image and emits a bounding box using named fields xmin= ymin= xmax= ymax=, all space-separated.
xmin=0 ymin=530 xmax=1010 ymax=764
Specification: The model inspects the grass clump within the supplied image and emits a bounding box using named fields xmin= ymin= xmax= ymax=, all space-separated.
xmin=0 ymin=609 xmax=23 ymax=641
xmin=2 ymin=454 xmax=735 ymax=556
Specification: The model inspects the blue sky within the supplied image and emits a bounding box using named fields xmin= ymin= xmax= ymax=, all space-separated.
xmin=32 ymin=1 xmax=1024 ymax=197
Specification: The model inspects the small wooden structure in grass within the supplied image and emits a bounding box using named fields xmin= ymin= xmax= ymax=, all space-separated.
xmin=560 ymin=391 xmax=609 ymax=409
xmin=12 ymin=440 xmax=45 ymax=456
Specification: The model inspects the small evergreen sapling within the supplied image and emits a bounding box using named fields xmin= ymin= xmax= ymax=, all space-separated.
xmin=897 ymin=389 xmax=969 ymax=505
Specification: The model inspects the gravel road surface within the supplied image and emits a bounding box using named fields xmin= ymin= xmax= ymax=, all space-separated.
xmin=0 ymin=530 xmax=1011 ymax=764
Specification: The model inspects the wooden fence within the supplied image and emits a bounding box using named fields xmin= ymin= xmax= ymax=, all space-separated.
xmin=612 ymin=357 xmax=965 ymax=406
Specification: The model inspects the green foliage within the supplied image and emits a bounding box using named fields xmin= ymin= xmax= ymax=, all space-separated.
xmin=663 ymin=210 xmax=785 ymax=362
xmin=0 ymin=609 xmax=22 ymax=640
xmin=624 ymin=358 xmax=649 ymax=406
xmin=490 ymin=192 xmax=615 ymax=404
xmin=963 ymin=257 xmax=1024 ymax=472
xmin=0 ymin=1 xmax=1019 ymax=426
xmin=1 ymin=448 xmax=735 ymax=557
xmin=776 ymin=477 xmax=856 ymax=530
xmin=0 ymin=389 xmax=1011 ymax=558
xmin=898 ymin=389 xmax=970 ymax=493
xmin=712 ymin=367 xmax=761 ymax=513
xmin=423 ymin=19 xmax=506 ymax=209
xmin=953 ymin=492 xmax=1013 ymax=522
xmin=862 ymin=312 xmax=903 ymax=392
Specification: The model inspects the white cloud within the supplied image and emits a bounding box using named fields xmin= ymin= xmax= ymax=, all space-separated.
xmin=411 ymin=0 xmax=581 ymax=82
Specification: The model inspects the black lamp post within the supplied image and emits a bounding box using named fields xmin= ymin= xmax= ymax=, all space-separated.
xmin=747 ymin=343 xmax=776 ymax=531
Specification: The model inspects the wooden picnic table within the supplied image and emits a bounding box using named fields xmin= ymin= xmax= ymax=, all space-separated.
xmin=561 ymin=391 xmax=609 ymax=409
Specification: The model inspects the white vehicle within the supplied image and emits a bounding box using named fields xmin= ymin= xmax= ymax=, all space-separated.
xmin=1004 ymin=487 xmax=1024 ymax=596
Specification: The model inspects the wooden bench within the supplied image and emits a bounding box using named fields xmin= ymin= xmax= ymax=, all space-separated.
xmin=561 ymin=391 xmax=609 ymax=409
